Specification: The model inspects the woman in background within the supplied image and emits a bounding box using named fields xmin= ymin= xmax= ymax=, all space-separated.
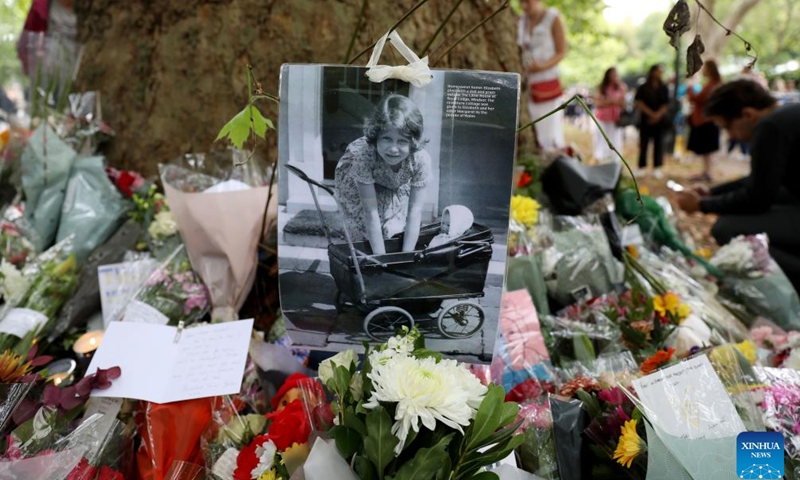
xmin=593 ymin=67 xmax=627 ymax=163
xmin=687 ymin=59 xmax=723 ymax=182
xmin=518 ymin=0 xmax=568 ymax=150
xmin=634 ymin=64 xmax=670 ymax=177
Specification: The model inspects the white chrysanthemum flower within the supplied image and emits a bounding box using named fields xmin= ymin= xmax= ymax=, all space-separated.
xmin=318 ymin=349 xmax=358 ymax=385
xmin=0 ymin=260 xmax=28 ymax=301
xmin=364 ymin=356 xmax=487 ymax=454
xmin=251 ymin=439 xmax=277 ymax=479
xmin=710 ymin=239 xmax=754 ymax=274
xmin=147 ymin=210 xmax=178 ymax=240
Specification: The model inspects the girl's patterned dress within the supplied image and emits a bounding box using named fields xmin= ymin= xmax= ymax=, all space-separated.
xmin=334 ymin=137 xmax=432 ymax=242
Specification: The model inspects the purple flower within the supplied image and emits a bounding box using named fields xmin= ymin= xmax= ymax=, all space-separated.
xmin=598 ymin=387 xmax=626 ymax=406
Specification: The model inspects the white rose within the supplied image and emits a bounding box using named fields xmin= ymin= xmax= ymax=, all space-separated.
xmin=318 ymin=349 xmax=357 ymax=385
xmin=0 ymin=260 xmax=28 ymax=302
xmin=147 ymin=210 xmax=178 ymax=239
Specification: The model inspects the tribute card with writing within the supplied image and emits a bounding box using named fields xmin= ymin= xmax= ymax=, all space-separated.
xmin=86 ymin=319 xmax=253 ymax=403
xmin=632 ymin=355 xmax=745 ymax=440
xmin=277 ymin=64 xmax=519 ymax=363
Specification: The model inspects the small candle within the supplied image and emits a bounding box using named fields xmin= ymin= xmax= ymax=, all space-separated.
xmin=47 ymin=372 xmax=72 ymax=387
xmin=46 ymin=358 xmax=77 ymax=376
xmin=73 ymin=331 xmax=104 ymax=357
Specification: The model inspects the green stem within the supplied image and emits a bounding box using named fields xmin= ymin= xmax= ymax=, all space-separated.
xmin=421 ymin=0 xmax=465 ymax=56
xmin=694 ymin=0 xmax=758 ymax=65
xmin=518 ymin=94 xmax=644 ymax=218
xmin=433 ymin=1 xmax=509 ymax=65
xmin=251 ymin=93 xmax=280 ymax=104
xmin=344 ymin=0 xmax=370 ymax=64
xmin=347 ymin=0 xmax=431 ymax=65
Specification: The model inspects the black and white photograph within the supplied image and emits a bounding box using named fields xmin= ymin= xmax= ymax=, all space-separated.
xmin=277 ymin=64 xmax=519 ymax=362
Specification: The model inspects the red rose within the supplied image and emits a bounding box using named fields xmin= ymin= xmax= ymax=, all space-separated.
xmin=97 ymin=466 xmax=125 ymax=480
xmin=265 ymin=399 xmax=311 ymax=451
xmin=66 ymin=458 xmax=98 ymax=480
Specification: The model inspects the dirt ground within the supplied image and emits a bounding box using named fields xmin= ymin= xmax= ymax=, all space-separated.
xmin=563 ymin=122 xmax=751 ymax=252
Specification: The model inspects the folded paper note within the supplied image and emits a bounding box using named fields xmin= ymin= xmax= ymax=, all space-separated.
xmin=87 ymin=319 xmax=253 ymax=403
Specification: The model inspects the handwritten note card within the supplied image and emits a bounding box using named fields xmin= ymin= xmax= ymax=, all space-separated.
xmin=86 ymin=319 xmax=253 ymax=403
xmin=98 ymin=260 xmax=158 ymax=325
xmin=632 ymin=355 xmax=745 ymax=440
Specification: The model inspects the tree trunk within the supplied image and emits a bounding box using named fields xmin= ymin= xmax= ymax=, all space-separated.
xmin=73 ymin=0 xmax=531 ymax=175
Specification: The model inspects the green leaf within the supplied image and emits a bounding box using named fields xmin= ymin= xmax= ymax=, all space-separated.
xmin=390 ymin=434 xmax=453 ymax=480
xmin=215 ymin=106 xmax=252 ymax=149
xmin=572 ymin=332 xmax=596 ymax=362
xmin=457 ymin=435 xmax=524 ymax=479
xmin=344 ymin=411 xmax=367 ymax=436
xmin=469 ymin=473 xmax=500 ymax=480
xmin=250 ymin=104 xmax=273 ymax=140
xmin=413 ymin=348 xmax=442 ymax=362
xmin=575 ymin=389 xmax=602 ymax=419
xmin=499 ymin=402 xmax=519 ymax=428
xmin=633 ymin=407 xmax=643 ymax=423
xmin=466 ymin=385 xmax=504 ymax=451
xmin=333 ymin=364 xmax=353 ymax=400
xmin=468 ymin=422 xmax=521 ymax=452
xmin=365 ymin=407 xmax=399 ymax=475
xmin=332 ymin=425 xmax=361 ymax=459
xmin=354 ymin=455 xmax=378 ymax=480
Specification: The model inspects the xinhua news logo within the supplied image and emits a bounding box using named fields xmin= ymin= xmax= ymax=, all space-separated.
xmin=736 ymin=432 xmax=784 ymax=479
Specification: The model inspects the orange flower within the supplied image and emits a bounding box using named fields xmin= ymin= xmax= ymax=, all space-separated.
xmin=517 ymin=171 xmax=532 ymax=188
xmin=625 ymin=244 xmax=639 ymax=259
xmin=640 ymin=347 xmax=676 ymax=374
xmin=0 ymin=350 xmax=34 ymax=383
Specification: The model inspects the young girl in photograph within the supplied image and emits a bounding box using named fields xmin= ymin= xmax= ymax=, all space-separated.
xmin=335 ymin=94 xmax=432 ymax=255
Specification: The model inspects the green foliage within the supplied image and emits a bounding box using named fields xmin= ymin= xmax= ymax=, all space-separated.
xmin=390 ymin=434 xmax=453 ymax=480
xmin=215 ymin=104 xmax=273 ymax=149
xmin=730 ymin=0 xmax=797 ymax=71
xmin=0 ymin=0 xmax=30 ymax=88
xmin=364 ymin=407 xmax=399 ymax=475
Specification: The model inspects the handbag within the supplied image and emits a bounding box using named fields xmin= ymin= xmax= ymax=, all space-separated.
xmin=616 ymin=107 xmax=637 ymax=127
xmin=530 ymin=78 xmax=563 ymax=103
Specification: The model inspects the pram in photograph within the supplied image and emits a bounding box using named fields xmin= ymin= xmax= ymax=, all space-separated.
xmin=285 ymin=165 xmax=494 ymax=341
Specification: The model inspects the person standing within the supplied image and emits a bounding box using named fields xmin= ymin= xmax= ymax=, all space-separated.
xmin=518 ymin=0 xmax=568 ymax=150
xmin=687 ymin=60 xmax=723 ymax=182
xmin=634 ymin=64 xmax=670 ymax=177
xmin=593 ymin=67 xmax=627 ymax=163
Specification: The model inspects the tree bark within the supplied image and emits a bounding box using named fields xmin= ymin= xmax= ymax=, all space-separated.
xmin=73 ymin=0 xmax=531 ymax=175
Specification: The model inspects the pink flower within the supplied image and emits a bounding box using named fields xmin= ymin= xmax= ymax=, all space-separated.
xmin=518 ymin=402 xmax=552 ymax=430
xmin=184 ymin=293 xmax=208 ymax=315
xmin=3 ymin=435 xmax=22 ymax=460
xmin=598 ymin=387 xmax=626 ymax=406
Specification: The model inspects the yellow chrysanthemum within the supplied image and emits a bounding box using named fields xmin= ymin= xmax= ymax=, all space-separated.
xmin=613 ymin=419 xmax=645 ymax=468
xmin=510 ymin=195 xmax=540 ymax=228
xmin=257 ymin=470 xmax=277 ymax=480
xmin=735 ymin=340 xmax=758 ymax=365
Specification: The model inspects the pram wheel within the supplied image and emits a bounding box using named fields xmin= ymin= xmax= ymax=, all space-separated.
xmin=438 ymin=301 xmax=484 ymax=339
xmin=364 ymin=307 xmax=415 ymax=341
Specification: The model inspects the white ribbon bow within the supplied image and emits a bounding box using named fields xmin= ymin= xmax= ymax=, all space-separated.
xmin=365 ymin=31 xmax=433 ymax=88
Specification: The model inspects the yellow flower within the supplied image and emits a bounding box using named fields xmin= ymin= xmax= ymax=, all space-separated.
xmin=735 ymin=340 xmax=758 ymax=365
xmin=257 ymin=470 xmax=277 ymax=480
xmin=638 ymin=186 xmax=650 ymax=196
xmin=281 ymin=442 xmax=311 ymax=475
xmin=613 ymin=419 xmax=645 ymax=468
xmin=695 ymin=248 xmax=711 ymax=260
xmin=625 ymin=244 xmax=639 ymax=259
xmin=510 ymin=195 xmax=540 ymax=228
xmin=676 ymin=303 xmax=691 ymax=321
xmin=0 ymin=350 xmax=34 ymax=383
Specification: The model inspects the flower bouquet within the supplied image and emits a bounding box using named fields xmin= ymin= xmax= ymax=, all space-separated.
xmin=514 ymin=399 xmax=559 ymax=479
xmin=711 ymin=234 xmax=800 ymax=331
xmin=310 ymin=327 xmax=522 ymax=480
xmin=540 ymin=299 xmax=625 ymax=368
xmin=754 ymin=367 xmax=800 ymax=460
xmin=130 ymin=185 xmax=182 ymax=261
xmin=160 ymin=152 xmax=272 ymax=322
xmin=0 ymin=346 xmax=51 ymax=435
xmin=506 ymin=211 xmax=551 ymax=317
xmin=0 ymin=237 xmax=78 ymax=355
xmin=0 ymin=208 xmax=35 ymax=268
xmin=113 ymin=245 xmax=209 ymax=326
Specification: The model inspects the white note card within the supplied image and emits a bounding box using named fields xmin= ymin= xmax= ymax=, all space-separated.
xmin=98 ymin=260 xmax=158 ymax=326
xmin=87 ymin=319 xmax=254 ymax=403
xmin=632 ymin=355 xmax=745 ymax=440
